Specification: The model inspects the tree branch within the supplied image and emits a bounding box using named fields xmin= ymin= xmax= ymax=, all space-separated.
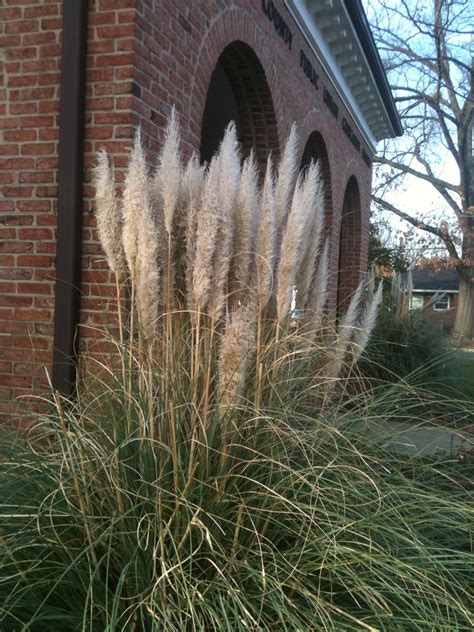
xmin=372 ymin=195 xmax=461 ymax=262
xmin=374 ymin=156 xmax=460 ymax=193
xmin=413 ymin=151 xmax=462 ymax=216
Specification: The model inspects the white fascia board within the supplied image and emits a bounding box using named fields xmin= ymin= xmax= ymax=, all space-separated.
xmin=285 ymin=0 xmax=380 ymax=152
xmin=412 ymin=289 xmax=459 ymax=294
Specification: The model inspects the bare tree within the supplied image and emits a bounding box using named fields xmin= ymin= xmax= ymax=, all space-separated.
xmin=368 ymin=0 xmax=473 ymax=338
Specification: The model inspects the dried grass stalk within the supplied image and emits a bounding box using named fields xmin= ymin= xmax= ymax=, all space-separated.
xmin=93 ymin=150 xmax=125 ymax=276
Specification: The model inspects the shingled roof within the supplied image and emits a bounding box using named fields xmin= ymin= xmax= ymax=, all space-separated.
xmin=409 ymin=268 xmax=460 ymax=292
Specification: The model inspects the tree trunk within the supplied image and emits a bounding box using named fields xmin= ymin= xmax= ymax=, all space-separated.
xmin=454 ymin=272 xmax=473 ymax=340
xmin=454 ymin=223 xmax=474 ymax=340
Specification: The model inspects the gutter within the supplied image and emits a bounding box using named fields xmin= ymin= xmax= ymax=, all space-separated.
xmin=343 ymin=0 xmax=403 ymax=137
xmin=52 ymin=0 xmax=89 ymax=395
xmin=412 ymin=289 xmax=459 ymax=294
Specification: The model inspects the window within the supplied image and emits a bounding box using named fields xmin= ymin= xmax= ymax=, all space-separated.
xmin=410 ymin=295 xmax=423 ymax=310
xmin=433 ymin=295 xmax=450 ymax=311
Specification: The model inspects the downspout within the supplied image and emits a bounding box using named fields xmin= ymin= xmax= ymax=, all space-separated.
xmin=52 ymin=0 xmax=89 ymax=394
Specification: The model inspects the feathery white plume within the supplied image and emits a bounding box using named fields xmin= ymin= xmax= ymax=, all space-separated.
xmin=296 ymin=162 xmax=325 ymax=311
xmin=93 ymin=150 xmax=125 ymax=275
xmin=277 ymin=161 xmax=319 ymax=323
xmin=122 ymin=131 xmax=147 ymax=276
xmin=158 ymin=107 xmax=181 ymax=236
xmin=353 ymin=279 xmax=383 ymax=361
xmin=183 ymin=155 xmax=205 ymax=309
xmin=193 ymin=154 xmax=220 ymax=311
xmin=306 ymin=238 xmax=329 ymax=330
xmin=218 ymin=302 xmax=256 ymax=415
xmin=231 ymin=152 xmax=259 ymax=296
xmin=338 ymin=280 xmax=363 ymax=341
xmin=275 ymin=124 xmax=298 ymax=231
xmin=254 ymin=156 xmax=276 ymax=305
xmin=325 ymin=280 xmax=364 ymax=381
xmin=208 ymin=123 xmax=241 ymax=320
xmin=136 ymin=178 xmax=160 ymax=339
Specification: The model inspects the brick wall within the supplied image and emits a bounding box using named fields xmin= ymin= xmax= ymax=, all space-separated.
xmin=131 ymin=0 xmax=372 ymax=314
xmin=0 ymin=0 xmax=136 ymax=421
xmin=1 ymin=0 xmax=374 ymax=420
xmin=1 ymin=0 xmax=63 ymax=419
xmin=418 ymin=292 xmax=459 ymax=332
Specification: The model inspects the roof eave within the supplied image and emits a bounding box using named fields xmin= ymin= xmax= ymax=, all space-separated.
xmin=343 ymin=0 xmax=403 ymax=137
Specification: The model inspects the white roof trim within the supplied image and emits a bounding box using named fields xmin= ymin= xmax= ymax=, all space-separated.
xmin=412 ymin=289 xmax=459 ymax=294
xmin=285 ymin=0 xmax=396 ymax=151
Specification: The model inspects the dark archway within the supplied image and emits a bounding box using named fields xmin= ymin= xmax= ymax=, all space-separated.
xmin=200 ymin=41 xmax=279 ymax=169
xmin=300 ymin=131 xmax=333 ymax=233
xmin=337 ymin=176 xmax=361 ymax=313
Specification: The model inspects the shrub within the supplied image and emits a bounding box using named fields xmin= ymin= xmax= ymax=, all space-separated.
xmin=1 ymin=117 xmax=471 ymax=630
xmin=0 ymin=355 xmax=473 ymax=631
xmin=360 ymin=305 xmax=451 ymax=385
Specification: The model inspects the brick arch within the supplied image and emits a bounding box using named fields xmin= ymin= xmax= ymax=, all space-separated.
xmin=187 ymin=8 xmax=282 ymax=167
xmin=337 ymin=175 xmax=361 ymax=313
xmin=300 ymin=131 xmax=333 ymax=235
xmin=200 ymin=40 xmax=279 ymax=169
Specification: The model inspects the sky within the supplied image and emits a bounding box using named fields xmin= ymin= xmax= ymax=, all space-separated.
xmin=363 ymin=0 xmax=473 ymax=261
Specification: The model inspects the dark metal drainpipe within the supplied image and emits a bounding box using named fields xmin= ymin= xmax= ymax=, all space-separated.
xmin=52 ymin=0 xmax=89 ymax=395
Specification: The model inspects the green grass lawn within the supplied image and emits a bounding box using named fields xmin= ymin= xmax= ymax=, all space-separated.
xmin=442 ymin=354 xmax=474 ymax=402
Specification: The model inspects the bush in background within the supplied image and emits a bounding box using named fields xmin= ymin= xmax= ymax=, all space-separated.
xmin=360 ymin=306 xmax=451 ymax=385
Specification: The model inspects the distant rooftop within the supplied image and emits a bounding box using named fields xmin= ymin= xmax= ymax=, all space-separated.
xmin=409 ymin=268 xmax=460 ymax=292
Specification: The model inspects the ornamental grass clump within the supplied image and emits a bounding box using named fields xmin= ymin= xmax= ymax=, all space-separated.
xmin=90 ymin=113 xmax=372 ymax=415
xmin=0 ymin=114 xmax=472 ymax=631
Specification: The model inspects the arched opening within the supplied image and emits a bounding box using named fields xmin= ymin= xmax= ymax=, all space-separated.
xmin=337 ymin=176 xmax=361 ymax=313
xmin=200 ymin=41 xmax=279 ymax=169
xmin=300 ymin=131 xmax=333 ymax=234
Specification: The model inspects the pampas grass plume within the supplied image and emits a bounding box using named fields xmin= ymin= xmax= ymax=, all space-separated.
xmin=277 ymin=161 xmax=319 ymax=323
xmin=338 ymin=280 xmax=363 ymax=341
xmin=231 ymin=152 xmax=259 ymax=297
xmin=208 ymin=123 xmax=241 ymax=320
xmin=183 ymin=155 xmax=205 ymax=309
xmin=255 ymin=156 xmax=276 ymax=305
xmin=353 ymin=279 xmax=383 ymax=361
xmin=296 ymin=162 xmax=325 ymax=311
xmin=193 ymin=154 xmax=221 ymax=311
xmin=325 ymin=280 xmax=364 ymax=381
xmin=93 ymin=150 xmax=125 ymax=276
xmin=218 ymin=302 xmax=256 ymax=414
xmin=158 ymin=107 xmax=181 ymax=236
xmin=122 ymin=131 xmax=147 ymax=277
xmin=306 ymin=238 xmax=329 ymax=330
xmin=136 ymin=187 xmax=160 ymax=339
xmin=275 ymin=124 xmax=298 ymax=231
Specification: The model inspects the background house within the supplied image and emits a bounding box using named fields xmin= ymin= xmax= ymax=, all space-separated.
xmin=409 ymin=268 xmax=459 ymax=333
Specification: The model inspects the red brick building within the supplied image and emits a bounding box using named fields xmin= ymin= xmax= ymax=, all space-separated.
xmin=409 ymin=268 xmax=460 ymax=334
xmin=0 ymin=0 xmax=401 ymax=417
